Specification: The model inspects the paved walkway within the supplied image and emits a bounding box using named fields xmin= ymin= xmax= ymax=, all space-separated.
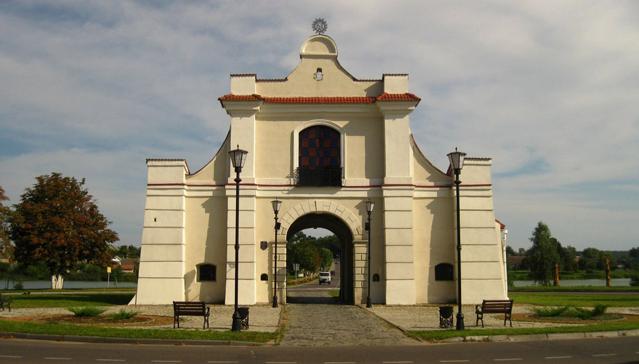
xmin=280 ymin=304 xmax=418 ymax=346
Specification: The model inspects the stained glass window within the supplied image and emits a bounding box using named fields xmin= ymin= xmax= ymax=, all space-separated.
xmin=299 ymin=126 xmax=340 ymax=170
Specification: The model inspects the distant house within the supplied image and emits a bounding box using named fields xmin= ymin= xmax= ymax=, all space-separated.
xmin=119 ymin=259 xmax=137 ymax=274
xmin=111 ymin=257 xmax=137 ymax=274
xmin=507 ymin=255 xmax=526 ymax=270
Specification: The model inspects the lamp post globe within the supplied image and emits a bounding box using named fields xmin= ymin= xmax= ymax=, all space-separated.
xmin=271 ymin=199 xmax=282 ymax=308
xmin=229 ymin=145 xmax=247 ymax=331
xmin=447 ymin=147 xmax=466 ymax=330
xmin=365 ymin=200 xmax=374 ymax=308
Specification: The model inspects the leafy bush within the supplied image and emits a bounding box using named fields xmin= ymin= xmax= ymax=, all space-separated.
xmin=591 ymin=304 xmax=608 ymax=317
xmin=534 ymin=305 xmax=608 ymax=320
xmin=630 ymin=272 xmax=639 ymax=286
xmin=534 ymin=306 xmax=568 ymax=317
xmin=109 ymin=309 xmax=138 ymax=320
xmin=13 ymin=281 xmax=23 ymax=290
xmin=68 ymin=307 xmax=106 ymax=317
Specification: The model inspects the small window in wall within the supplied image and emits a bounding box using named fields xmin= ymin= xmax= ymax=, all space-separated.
xmin=197 ymin=264 xmax=216 ymax=282
xmin=435 ymin=263 xmax=454 ymax=281
xmin=260 ymin=273 xmax=269 ymax=281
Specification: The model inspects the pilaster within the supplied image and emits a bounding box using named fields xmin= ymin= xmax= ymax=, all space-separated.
xmin=270 ymin=238 xmax=287 ymax=304
xmin=377 ymin=103 xmax=417 ymax=185
xmin=382 ymin=187 xmax=416 ymax=304
xmin=224 ymin=184 xmax=258 ymax=305
xmin=353 ymin=239 xmax=367 ymax=304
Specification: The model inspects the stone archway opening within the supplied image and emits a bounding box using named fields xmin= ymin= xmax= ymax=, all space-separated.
xmin=285 ymin=213 xmax=354 ymax=304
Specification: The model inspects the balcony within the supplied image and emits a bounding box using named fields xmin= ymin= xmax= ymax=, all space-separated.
xmin=296 ymin=167 xmax=342 ymax=187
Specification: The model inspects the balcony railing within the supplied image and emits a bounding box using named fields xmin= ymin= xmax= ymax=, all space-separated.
xmin=296 ymin=167 xmax=342 ymax=187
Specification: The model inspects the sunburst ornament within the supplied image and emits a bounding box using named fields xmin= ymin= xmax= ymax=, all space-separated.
xmin=312 ymin=18 xmax=328 ymax=35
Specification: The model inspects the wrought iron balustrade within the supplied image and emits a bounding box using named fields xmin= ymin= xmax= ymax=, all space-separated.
xmin=295 ymin=167 xmax=342 ymax=187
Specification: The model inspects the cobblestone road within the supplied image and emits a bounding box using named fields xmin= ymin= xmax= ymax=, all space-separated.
xmin=280 ymin=303 xmax=418 ymax=346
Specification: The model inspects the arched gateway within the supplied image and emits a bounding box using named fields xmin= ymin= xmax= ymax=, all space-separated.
xmin=285 ymin=211 xmax=355 ymax=304
xmin=134 ymin=31 xmax=509 ymax=306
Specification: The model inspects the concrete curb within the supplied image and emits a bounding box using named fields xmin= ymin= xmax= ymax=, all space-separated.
xmin=441 ymin=329 xmax=639 ymax=343
xmin=0 ymin=332 xmax=267 ymax=346
xmin=360 ymin=306 xmax=422 ymax=343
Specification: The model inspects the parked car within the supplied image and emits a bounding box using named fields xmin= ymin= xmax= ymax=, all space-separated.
xmin=319 ymin=271 xmax=332 ymax=285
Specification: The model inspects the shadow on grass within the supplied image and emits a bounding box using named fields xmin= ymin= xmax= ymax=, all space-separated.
xmin=11 ymin=293 xmax=135 ymax=308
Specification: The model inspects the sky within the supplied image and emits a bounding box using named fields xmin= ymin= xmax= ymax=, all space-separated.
xmin=0 ymin=1 xmax=637 ymax=251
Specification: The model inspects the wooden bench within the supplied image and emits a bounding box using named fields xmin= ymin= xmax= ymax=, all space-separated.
xmin=173 ymin=301 xmax=210 ymax=329
xmin=0 ymin=294 xmax=11 ymax=312
xmin=475 ymin=299 xmax=513 ymax=327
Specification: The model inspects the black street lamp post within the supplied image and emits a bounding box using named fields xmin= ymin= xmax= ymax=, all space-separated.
xmin=229 ymin=145 xmax=248 ymax=332
xmin=365 ymin=200 xmax=374 ymax=308
xmin=448 ymin=147 xmax=466 ymax=331
xmin=271 ymin=199 xmax=282 ymax=308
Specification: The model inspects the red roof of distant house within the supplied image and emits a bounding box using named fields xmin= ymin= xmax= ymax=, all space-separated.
xmin=496 ymin=219 xmax=506 ymax=230
xmin=218 ymin=93 xmax=421 ymax=105
xmin=119 ymin=258 xmax=137 ymax=272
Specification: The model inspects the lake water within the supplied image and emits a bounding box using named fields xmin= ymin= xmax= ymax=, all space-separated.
xmin=1 ymin=280 xmax=137 ymax=290
xmin=1 ymin=279 xmax=631 ymax=289
xmin=513 ymin=278 xmax=631 ymax=287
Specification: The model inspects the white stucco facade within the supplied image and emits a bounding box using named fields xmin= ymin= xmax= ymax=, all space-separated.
xmin=133 ymin=33 xmax=508 ymax=306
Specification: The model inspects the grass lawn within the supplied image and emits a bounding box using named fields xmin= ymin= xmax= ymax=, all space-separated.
xmin=409 ymin=321 xmax=639 ymax=341
xmin=509 ymin=292 xmax=639 ymax=307
xmin=6 ymin=292 xmax=135 ymax=308
xmin=0 ymin=319 xmax=276 ymax=343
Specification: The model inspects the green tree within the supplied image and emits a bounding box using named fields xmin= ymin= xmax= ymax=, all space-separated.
xmin=288 ymin=240 xmax=320 ymax=273
xmin=579 ymin=247 xmax=604 ymax=271
xmin=0 ymin=186 xmax=13 ymax=262
xmin=9 ymin=173 xmax=118 ymax=288
xmin=627 ymin=247 xmax=639 ymax=270
xmin=114 ymin=244 xmax=140 ymax=258
xmin=505 ymin=246 xmax=516 ymax=256
xmin=526 ymin=222 xmax=560 ymax=285
xmin=559 ymin=244 xmax=578 ymax=272
xmin=318 ymin=247 xmax=333 ymax=270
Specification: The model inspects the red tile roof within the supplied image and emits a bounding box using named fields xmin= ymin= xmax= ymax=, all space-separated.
xmin=218 ymin=94 xmax=262 ymax=102
xmin=218 ymin=93 xmax=420 ymax=104
xmin=265 ymin=96 xmax=374 ymax=104
xmin=376 ymin=92 xmax=421 ymax=102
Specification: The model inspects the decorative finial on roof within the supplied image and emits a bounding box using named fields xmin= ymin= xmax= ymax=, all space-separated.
xmin=312 ymin=18 xmax=327 ymax=35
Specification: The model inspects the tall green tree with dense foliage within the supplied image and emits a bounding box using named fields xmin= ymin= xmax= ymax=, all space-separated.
xmin=287 ymin=232 xmax=338 ymax=274
xmin=578 ymin=247 xmax=606 ymax=271
xmin=318 ymin=247 xmax=333 ymax=270
xmin=559 ymin=244 xmax=578 ymax=272
xmin=526 ymin=222 xmax=560 ymax=285
xmin=114 ymin=244 xmax=141 ymax=259
xmin=9 ymin=173 xmax=118 ymax=289
xmin=0 ymin=186 xmax=13 ymax=262
xmin=628 ymin=247 xmax=639 ymax=270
